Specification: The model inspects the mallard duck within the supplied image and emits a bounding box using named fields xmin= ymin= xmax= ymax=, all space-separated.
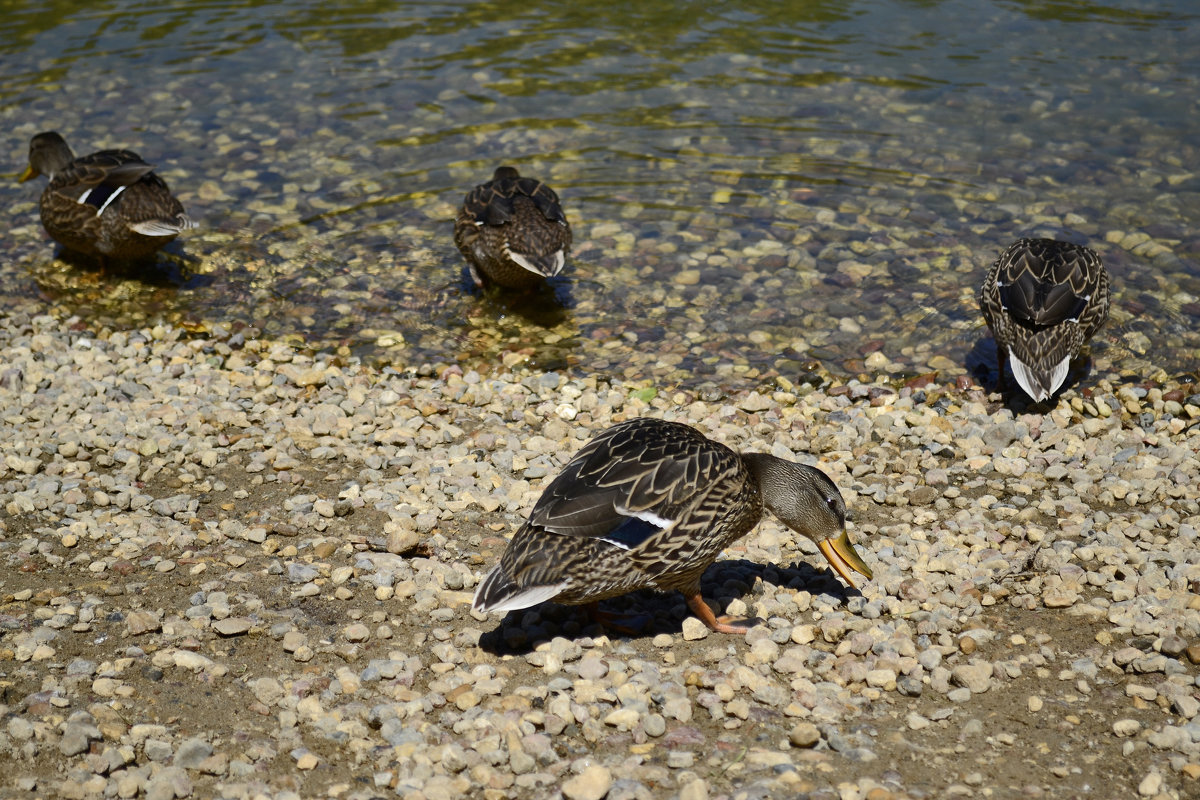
xmin=473 ymin=417 xmax=872 ymax=634
xmin=19 ymin=131 xmax=194 ymax=266
xmin=453 ymin=166 xmax=572 ymax=289
xmin=979 ymin=238 xmax=1109 ymax=402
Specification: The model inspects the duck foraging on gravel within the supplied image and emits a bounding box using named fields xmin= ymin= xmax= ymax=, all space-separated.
xmin=453 ymin=166 xmax=572 ymax=289
xmin=472 ymin=417 xmax=872 ymax=634
xmin=979 ymin=238 xmax=1110 ymax=403
xmin=19 ymin=131 xmax=194 ymax=267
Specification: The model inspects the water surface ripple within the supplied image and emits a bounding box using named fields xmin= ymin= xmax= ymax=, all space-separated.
xmin=3 ymin=0 xmax=1198 ymax=390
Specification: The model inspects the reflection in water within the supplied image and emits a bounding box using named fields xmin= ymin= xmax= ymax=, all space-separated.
xmin=2 ymin=0 xmax=1198 ymax=390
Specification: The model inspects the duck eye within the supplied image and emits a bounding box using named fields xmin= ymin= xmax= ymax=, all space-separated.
xmin=826 ymin=497 xmax=838 ymax=511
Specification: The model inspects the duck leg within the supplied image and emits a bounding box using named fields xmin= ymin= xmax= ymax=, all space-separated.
xmin=685 ymin=593 xmax=762 ymax=634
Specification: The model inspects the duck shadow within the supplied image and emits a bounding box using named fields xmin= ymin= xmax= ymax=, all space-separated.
xmin=477 ymin=557 xmax=864 ymax=657
xmin=48 ymin=244 xmax=212 ymax=290
xmin=966 ymin=335 xmax=1097 ymax=413
xmin=458 ymin=266 xmax=575 ymax=325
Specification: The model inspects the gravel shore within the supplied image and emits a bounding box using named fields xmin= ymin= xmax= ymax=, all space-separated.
xmin=1 ymin=310 xmax=1198 ymax=800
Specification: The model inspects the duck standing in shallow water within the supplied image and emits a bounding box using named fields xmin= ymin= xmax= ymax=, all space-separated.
xmin=19 ymin=131 xmax=194 ymax=268
xmin=473 ymin=417 xmax=872 ymax=634
xmin=453 ymin=166 xmax=572 ymax=289
xmin=979 ymin=238 xmax=1110 ymax=403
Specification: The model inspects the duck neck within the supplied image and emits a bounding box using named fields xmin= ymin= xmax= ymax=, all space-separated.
xmin=39 ymin=141 xmax=76 ymax=178
xmin=740 ymin=451 xmax=829 ymax=518
xmin=739 ymin=452 xmax=788 ymax=500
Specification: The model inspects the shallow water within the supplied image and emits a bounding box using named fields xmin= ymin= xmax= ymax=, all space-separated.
xmin=3 ymin=0 xmax=1198 ymax=391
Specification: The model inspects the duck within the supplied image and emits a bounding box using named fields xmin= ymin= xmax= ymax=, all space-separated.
xmin=472 ymin=417 xmax=872 ymax=634
xmin=453 ymin=166 xmax=572 ymax=289
xmin=19 ymin=131 xmax=194 ymax=267
xmin=979 ymin=238 xmax=1110 ymax=402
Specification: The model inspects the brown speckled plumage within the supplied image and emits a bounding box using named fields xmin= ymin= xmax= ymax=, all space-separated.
xmin=19 ymin=131 xmax=193 ymax=264
xmin=473 ymin=418 xmax=872 ymax=634
xmin=979 ymin=238 xmax=1109 ymax=402
xmin=453 ymin=166 xmax=571 ymax=288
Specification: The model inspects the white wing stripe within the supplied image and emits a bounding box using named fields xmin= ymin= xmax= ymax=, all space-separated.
xmin=94 ymin=185 xmax=127 ymax=216
xmin=614 ymin=504 xmax=674 ymax=529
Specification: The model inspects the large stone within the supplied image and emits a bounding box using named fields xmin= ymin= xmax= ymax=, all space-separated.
xmin=679 ymin=778 xmax=709 ymax=800
xmin=125 ymin=611 xmax=162 ymax=636
xmin=212 ymin=618 xmax=252 ymax=637
xmin=681 ymin=617 xmax=709 ymax=641
xmin=788 ymin=722 xmax=821 ymax=748
xmin=562 ymin=765 xmax=612 ymax=800
xmin=951 ymin=662 xmax=993 ymax=694
xmin=58 ymin=722 xmax=100 ymax=756
xmin=174 ymin=737 xmax=214 ymax=769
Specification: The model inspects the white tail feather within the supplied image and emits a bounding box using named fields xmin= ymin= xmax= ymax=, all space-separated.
xmin=1010 ymin=354 xmax=1069 ymax=403
xmin=130 ymin=218 xmax=192 ymax=236
xmin=472 ymin=569 xmax=568 ymax=614
xmin=505 ymin=247 xmax=564 ymax=278
xmin=506 ymin=249 xmax=543 ymax=276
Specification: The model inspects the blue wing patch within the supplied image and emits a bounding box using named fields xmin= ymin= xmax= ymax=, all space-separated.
xmin=78 ymin=183 xmax=127 ymax=216
xmin=598 ymin=506 xmax=674 ymax=550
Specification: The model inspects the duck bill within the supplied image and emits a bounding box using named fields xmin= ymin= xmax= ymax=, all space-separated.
xmin=817 ymin=530 xmax=873 ymax=588
xmin=18 ymin=165 xmax=37 ymax=183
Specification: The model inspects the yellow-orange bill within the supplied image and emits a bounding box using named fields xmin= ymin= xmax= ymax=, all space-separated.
xmin=817 ymin=530 xmax=873 ymax=588
xmin=18 ymin=165 xmax=36 ymax=183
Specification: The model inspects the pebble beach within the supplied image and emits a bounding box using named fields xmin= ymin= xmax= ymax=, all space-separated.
xmin=1 ymin=307 xmax=1198 ymax=800
xmin=3 ymin=4 xmax=1200 ymax=798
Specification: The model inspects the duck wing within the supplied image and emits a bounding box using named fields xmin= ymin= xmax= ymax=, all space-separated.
xmin=995 ymin=239 xmax=1102 ymax=331
xmin=529 ymin=418 xmax=743 ymax=550
xmin=49 ymin=149 xmax=156 ymax=207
